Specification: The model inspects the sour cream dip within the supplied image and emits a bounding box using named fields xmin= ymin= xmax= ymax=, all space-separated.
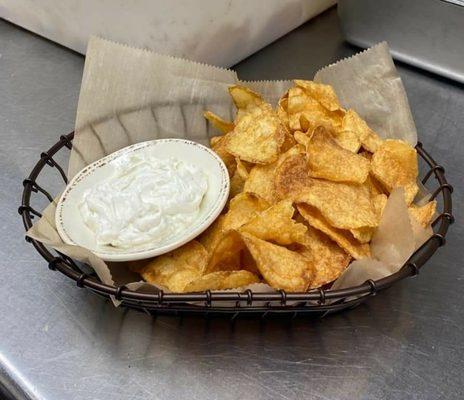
xmin=79 ymin=149 xmax=208 ymax=249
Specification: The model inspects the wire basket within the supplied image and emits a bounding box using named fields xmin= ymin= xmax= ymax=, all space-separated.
xmin=19 ymin=132 xmax=454 ymax=318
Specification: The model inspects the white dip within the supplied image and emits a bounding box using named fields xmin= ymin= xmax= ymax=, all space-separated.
xmin=79 ymin=149 xmax=208 ymax=249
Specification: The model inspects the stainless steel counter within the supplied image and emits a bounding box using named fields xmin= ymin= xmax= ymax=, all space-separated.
xmin=1 ymin=8 xmax=463 ymax=400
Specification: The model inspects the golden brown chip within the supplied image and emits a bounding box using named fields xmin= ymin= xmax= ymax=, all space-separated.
xmin=223 ymin=192 xmax=270 ymax=231
xmin=296 ymin=127 xmax=369 ymax=184
xmin=349 ymin=193 xmax=388 ymax=243
xmin=287 ymin=87 xmax=339 ymax=132
xmin=281 ymin=131 xmax=297 ymax=152
xmin=294 ymin=79 xmax=342 ymax=112
xmin=294 ymin=179 xmax=378 ymax=229
xmin=204 ymin=111 xmax=234 ymax=134
xmin=371 ymin=139 xmax=419 ymax=205
xmin=365 ymin=173 xmax=386 ymax=197
xmin=341 ymin=110 xmax=383 ymax=153
xmin=244 ymin=162 xmax=278 ymax=204
xmin=229 ymin=158 xmax=250 ymax=198
xmin=211 ymin=135 xmax=236 ymax=176
xmin=229 ymin=169 xmax=246 ymax=198
xmin=210 ymin=136 xmax=222 ymax=147
xmin=277 ymin=95 xmax=290 ymax=130
xmin=297 ymin=204 xmax=370 ymax=259
xmin=274 ymin=153 xmax=314 ymax=199
xmin=241 ymin=232 xmax=314 ymax=291
xmin=292 ymin=226 xmax=351 ymax=288
xmin=239 ymin=200 xmax=307 ymax=245
xmin=228 ymin=85 xmax=264 ymax=110
xmin=139 ymin=241 xmax=208 ymax=292
xmin=334 ymin=129 xmax=361 ymax=153
xmin=206 ymin=230 xmax=245 ymax=273
xmin=224 ymin=104 xmax=286 ymax=164
xmin=198 ymin=215 xmax=226 ymax=253
xmin=409 ymin=200 xmax=437 ymax=228
xmin=184 ymin=270 xmax=260 ymax=292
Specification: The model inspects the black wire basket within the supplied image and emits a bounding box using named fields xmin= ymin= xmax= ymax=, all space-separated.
xmin=19 ymin=132 xmax=454 ymax=318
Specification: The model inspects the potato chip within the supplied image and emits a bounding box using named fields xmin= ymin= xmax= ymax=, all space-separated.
xmin=349 ymin=194 xmax=387 ymax=243
xmin=140 ymin=241 xmax=208 ymax=292
xmin=371 ymin=139 xmax=419 ymax=205
xmin=210 ymin=136 xmax=222 ymax=147
xmin=228 ymin=85 xmax=264 ymax=110
xmin=294 ymin=79 xmax=342 ymax=112
xmin=365 ymin=173 xmax=386 ymax=197
xmin=204 ymin=111 xmax=234 ymax=134
xmin=223 ymin=192 xmax=270 ymax=231
xmin=211 ymin=135 xmax=236 ymax=176
xmin=244 ymin=162 xmax=278 ymax=204
xmin=206 ymin=230 xmax=245 ymax=273
xmin=294 ymin=179 xmax=378 ymax=229
xmin=291 ymin=226 xmax=351 ymax=288
xmin=281 ymin=131 xmax=297 ymax=152
xmin=341 ymin=110 xmax=383 ymax=153
xmin=297 ymin=204 xmax=370 ymax=259
xmin=230 ymin=168 xmax=246 ymax=198
xmin=241 ymin=232 xmax=314 ymax=291
xmin=275 ymin=153 xmax=314 ymax=199
xmin=277 ymin=95 xmax=290 ymax=130
xmin=239 ymin=200 xmax=307 ymax=245
xmin=229 ymin=158 xmax=250 ymax=198
xmin=409 ymin=200 xmax=437 ymax=228
xmin=296 ymin=127 xmax=369 ymax=184
xmin=287 ymin=87 xmax=339 ymax=132
xmin=184 ymin=270 xmax=260 ymax=292
xmin=334 ymin=129 xmax=361 ymax=153
xmin=198 ymin=215 xmax=226 ymax=253
xmin=224 ymin=104 xmax=286 ymax=164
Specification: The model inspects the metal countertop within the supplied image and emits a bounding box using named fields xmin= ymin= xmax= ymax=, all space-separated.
xmin=1 ymin=8 xmax=463 ymax=400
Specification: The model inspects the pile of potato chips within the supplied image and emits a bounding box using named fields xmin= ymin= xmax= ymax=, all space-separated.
xmin=132 ymin=81 xmax=437 ymax=293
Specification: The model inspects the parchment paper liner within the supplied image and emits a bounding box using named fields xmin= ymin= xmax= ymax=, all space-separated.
xmin=27 ymin=37 xmax=431 ymax=306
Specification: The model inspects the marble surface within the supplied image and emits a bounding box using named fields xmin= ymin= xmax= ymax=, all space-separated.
xmin=0 ymin=0 xmax=335 ymax=67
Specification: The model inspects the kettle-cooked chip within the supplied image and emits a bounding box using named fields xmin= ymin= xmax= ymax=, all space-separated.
xmin=295 ymin=127 xmax=370 ymax=184
xmin=275 ymin=153 xmax=314 ymax=199
xmin=229 ymin=158 xmax=251 ymax=198
xmin=140 ymin=241 xmax=208 ymax=292
xmin=244 ymin=162 xmax=278 ymax=204
xmin=198 ymin=215 xmax=226 ymax=253
xmin=184 ymin=270 xmax=260 ymax=292
xmin=409 ymin=200 xmax=437 ymax=228
xmin=292 ymin=226 xmax=351 ymax=288
xmin=241 ymin=232 xmax=314 ymax=291
xmin=204 ymin=111 xmax=234 ymax=134
xmin=371 ymin=139 xmax=419 ymax=205
xmin=349 ymin=193 xmax=388 ymax=243
xmin=223 ymin=192 xmax=270 ymax=231
xmin=294 ymin=179 xmax=378 ymax=229
xmin=228 ymin=85 xmax=264 ymax=110
xmin=239 ymin=200 xmax=307 ymax=245
xmin=341 ymin=110 xmax=383 ymax=153
xmin=277 ymin=95 xmax=290 ymax=130
xmin=333 ymin=129 xmax=362 ymax=153
xmin=224 ymin=105 xmax=286 ymax=164
xmin=210 ymin=135 xmax=236 ymax=176
xmin=297 ymin=204 xmax=370 ymax=259
xmin=294 ymin=79 xmax=342 ymax=112
xmin=206 ymin=230 xmax=245 ymax=273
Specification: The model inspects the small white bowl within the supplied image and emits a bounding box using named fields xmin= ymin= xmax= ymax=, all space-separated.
xmin=55 ymin=139 xmax=230 ymax=262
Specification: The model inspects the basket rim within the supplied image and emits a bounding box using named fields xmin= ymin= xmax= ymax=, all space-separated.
xmin=19 ymin=132 xmax=454 ymax=310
